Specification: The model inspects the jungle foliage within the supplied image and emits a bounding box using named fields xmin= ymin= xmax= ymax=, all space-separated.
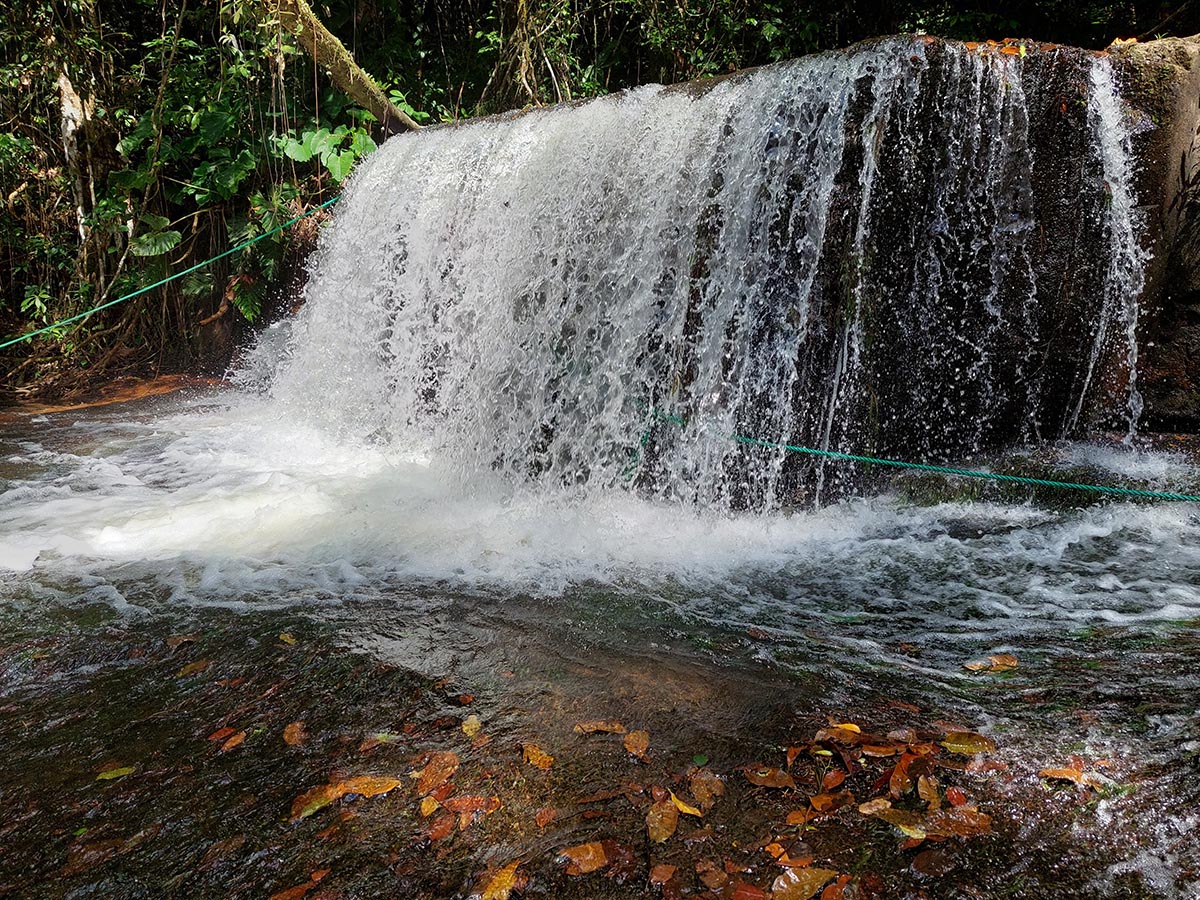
xmin=1 ymin=0 xmax=1195 ymax=398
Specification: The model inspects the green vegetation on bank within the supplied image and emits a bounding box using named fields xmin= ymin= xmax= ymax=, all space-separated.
xmin=1 ymin=1 xmax=1195 ymax=398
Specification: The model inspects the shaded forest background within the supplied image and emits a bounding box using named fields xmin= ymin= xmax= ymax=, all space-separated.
xmin=2 ymin=0 xmax=1197 ymax=400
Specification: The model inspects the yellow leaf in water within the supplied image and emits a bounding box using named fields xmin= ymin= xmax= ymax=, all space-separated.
xmin=279 ymin=633 xmax=297 ymax=645
xmin=176 ymin=659 xmax=211 ymax=677
xmin=523 ymin=743 xmax=554 ymax=771
xmin=559 ymin=841 xmax=608 ymax=875
xmin=771 ymin=866 xmax=840 ymax=900
xmin=414 ymin=751 xmax=460 ymax=795
xmin=462 ymin=714 xmax=482 ymax=739
xmin=338 ymin=775 xmax=401 ymax=799
xmin=574 ymin=720 xmax=627 ymax=734
xmin=480 ymin=860 xmax=521 ymax=900
xmin=828 ymin=721 xmax=861 ymax=733
xmin=940 ymin=732 xmax=996 ymax=755
xmin=623 ymin=730 xmax=650 ymax=760
xmin=989 ymin=654 xmax=1018 ymax=672
xmin=669 ymin=790 xmax=703 ymax=817
xmin=646 ymin=797 xmax=678 ymax=842
xmin=96 ymin=766 xmax=135 ymax=781
xmin=420 ymin=796 xmax=440 ymax=817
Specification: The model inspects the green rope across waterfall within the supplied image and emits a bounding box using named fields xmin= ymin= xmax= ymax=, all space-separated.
xmin=632 ymin=407 xmax=1200 ymax=503
xmin=0 ymin=196 xmax=341 ymax=352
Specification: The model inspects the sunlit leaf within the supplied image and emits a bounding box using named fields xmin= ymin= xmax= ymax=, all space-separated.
xmin=420 ymin=796 xmax=439 ymax=817
xmin=876 ymin=808 xmax=927 ymax=839
xmin=523 ymin=743 xmax=554 ymax=771
xmin=646 ymin=797 xmax=678 ymax=842
xmin=623 ymin=730 xmax=650 ymax=760
xmin=462 ymin=714 xmax=482 ymax=739
xmin=858 ymin=797 xmax=891 ymax=815
xmin=772 ymin=866 xmax=840 ymax=900
xmin=278 ymin=632 xmax=297 ymax=645
xmin=669 ymin=790 xmax=703 ymax=818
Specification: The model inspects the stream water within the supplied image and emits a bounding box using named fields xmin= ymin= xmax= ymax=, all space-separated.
xmin=1 ymin=34 xmax=1197 ymax=900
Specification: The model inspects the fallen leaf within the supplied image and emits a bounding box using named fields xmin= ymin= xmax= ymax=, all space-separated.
xmin=278 ymin=633 xmax=297 ymax=646
xmin=462 ymin=714 xmax=482 ymax=739
xmin=535 ymin=807 xmax=557 ymax=828
xmin=649 ymin=864 xmax=677 ymax=885
xmin=427 ymin=812 xmax=455 ymax=841
xmin=822 ymin=770 xmax=846 ymax=790
xmin=646 ymin=798 xmax=679 ymax=843
xmin=480 ymin=860 xmax=520 ymax=900
xmin=989 ymin=653 xmax=1018 ymax=671
xmin=414 ymin=751 xmax=461 ymax=795
xmin=420 ymin=796 xmax=440 ymax=817
xmin=858 ymin=798 xmax=891 ymax=815
xmin=918 ymin=774 xmax=941 ymax=809
xmin=444 ymin=795 xmax=501 ymax=830
xmin=809 ymin=791 xmax=854 ymax=813
xmin=1039 ymin=767 xmax=1108 ymax=790
xmin=745 ymin=766 xmax=796 ymax=789
xmin=697 ymin=858 xmax=728 ymax=890
xmin=560 ymin=841 xmax=608 ymax=875
xmin=624 ymin=730 xmax=650 ymax=760
xmin=669 ymin=790 xmax=703 ymax=818
xmin=339 ymin=775 xmax=402 ymax=799
xmin=946 ymin=786 xmax=968 ymax=806
xmin=283 ymin=721 xmax=306 ymax=746
xmin=689 ymin=769 xmax=726 ymax=811
xmin=828 ymin=721 xmax=861 ymax=733
xmin=290 ymin=775 xmax=401 ymax=821
xmin=575 ymin=720 xmax=626 ymax=734
xmin=291 ymin=783 xmax=341 ymax=821
xmin=523 ymin=743 xmax=554 ymax=771
xmin=925 ymin=805 xmax=992 ymax=837
xmin=165 ymin=634 xmax=196 ymax=651
xmin=176 ymin=659 xmax=211 ymax=677
xmin=862 ymin=744 xmax=898 ymax=757
xmin=359 ymin=732 xmax=401 ymax=752
xmin=731 ymin=881 xmax=769 ymax=900
xmin=220 ymin=731 xmax=246 ymax=752
xmin=940 ymin=732 xmax=996 ymax=755
xmin=772 ymin=867 xmax=840 ymax=900
xmin=96 ymin=766 xmax=135 ymax=782
xmin=912 ymin=846 xmax=958 ymax=877
xmin=786 ymin=746 xmax=806 ymax=768
xmin=268 ymin=870 xmax=324 ymax=900
xmin=876 ymin=808 xmax=927 ymax=839
xmin=207 ymin=726 xmax=236 ymax=742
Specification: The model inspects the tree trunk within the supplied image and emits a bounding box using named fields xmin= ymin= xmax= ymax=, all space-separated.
xmin=270 ymin=0 xmax=421 ymax=136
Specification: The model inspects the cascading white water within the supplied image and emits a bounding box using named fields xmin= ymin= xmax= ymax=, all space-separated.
xmin=252 ymin=38 xmax=1147 ymax=510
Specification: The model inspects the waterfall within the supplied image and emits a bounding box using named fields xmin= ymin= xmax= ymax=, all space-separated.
xmin=252 ymin=37 xmax=1148 ymax=510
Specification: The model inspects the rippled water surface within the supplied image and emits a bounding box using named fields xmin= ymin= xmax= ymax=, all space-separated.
xmin=0 ymin=389 xmax=1197 ymax=898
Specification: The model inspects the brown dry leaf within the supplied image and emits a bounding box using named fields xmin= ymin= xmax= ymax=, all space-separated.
xmin=689 ymin=769 xmax=726 ymax=811
xmin=283 ymin=721 xmax=306 ymax=747
xmin=731 ymin=882 xmax=770 ymax=900
xmin=420 ymin=796 xmax=439 ymax=817
xmin=940 ymin=732 xmax=996 ymax=755
xmin=427 ymin=812 xmax=456 ymax=841
xmin=786 ymin=808 xmax=819 ymax=827
xmin=918 ymin=774 xmax=941 ymax=810
xmin=267 ymin=868 xmax=328 ymax=900
xmin=862 ymin=744 xmax=898 ymax=757
xmin=889 ymin=753 xmax=915 ymax=797
xmin=814 ymin=726 xmax=865 ymax=746
xmin=444 ymin=795 xmax=501 ymax=831
xmin=649 ymin=864 xmax=677 ymax=885
xmin=646 ymin=798 xmax=679 ymax=843
xmin=177 ymin=659 xmax=211 ymax=678
xmin=809 ymin=791 xmax=854 ymax=813
xmin=946 ymin=786 xmax=969 ymax=806
xmin=462 ymin=714 xmax=482 ymax=739
xmin=772 ymin=867 xmax=840 ymax=900
xmin=745 ymin=766 xmax=796 ymax=789
xmin=523 ymin=743 xmax=554 ymax=771
xmin=786 ymin=745 xmax=806 ymax=768
xmin=623 ymin=730 xmax=650 ymax=760
xmin=220 ymin=731 xmax=246 ymax=753
xmin=858 ymin=798 xmax=891 ymax=815
xmin=290 ymin=775 xmax=401 ymax=822
xmin=414 ymin=750 xmax=460 ymax=795
xmin=669 ymin=790 xmax=703 ymax=818
xmin=535 ymin=807 xmax=557 ymax=828
xmin=822 ymin=769 xmax=846 ymax=790
xmin=165 ymin=634 xmax=196 ymax=651
xmin=963 ymin=659 xmax=991 ymax=672
xmin=207 ymin=726 xmax=236 ymax=742
xmin=480 ymin=860 xmax=520 ymax=900
xmin=925 ymin=805 xmax=992 ymax=837
xmin=560 ymin=841 xmax=608 ymax=875
xmin=574 ymin=720 xmax=626 ymax=734
xmin=697 ymin=858 xmax=728 ymax=890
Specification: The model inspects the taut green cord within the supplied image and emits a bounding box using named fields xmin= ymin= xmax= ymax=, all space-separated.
xmin=635 ymin=406 xmax=1200 ymax=503
xmin=1 ymin=196 xmax=341 ymax=352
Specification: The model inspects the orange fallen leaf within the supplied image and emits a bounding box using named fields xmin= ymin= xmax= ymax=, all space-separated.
xmin=649 ymin=863 xmax=677 ymax=885
xmin=946 ymin=786 xmax=968 ymax=806
xmin=535 ymin=807 xmax=557 ymax=828
xmin=420 ymin=796 xmax=439 ymax=817
xmin=283 ymin=721 xmax=306 ymax=746
xmin=731 ymin=881 xmax=769 ymax=900
xmin=207 ymin=726 xmax=236 ymax=742
xmin=426 ymin=812 xmax=455 ymax=841
xmin=745 ymin=766 xmax=796 ymax=789
xmin=786 ymin=746 xmax=806 ymax=768
xmin=690 ymin=769 xmax=726 ymax=811
xmin=413 ymin=750 xmax=460 ymax=795
xmin=940 ymin=732 xmax=996 ymax=755
xmin=268 ymin=868 xmax=329 ymax=900
xmin=523 ymin=743 xmax=554 ymax=771
xmin=623 ymin=730 xmax=650 ymax=760
xmin=772 ymin=866 xmax=840 ymax=900
xmin=646 ymin=798 xmax=678 ymax=843
xmin=809 ymin=791 xmax=854 ymax=813
xmin=858 ymin=797 xmax=892 ymax=815
xmin=220 ymin=731 xmax=246 ymax=752
xmin=1039 ymin=767 xmax=1108 ymax=790
xmin=289 ymin=775 xmax=401 ymax=821
xmin=574 ymin=720 xmax=626 ymax=734
xmin=822 ymin=769 xmax=846 ymax=790
xmin=480 ymin=860 xmax=520 ymax=900
xmin=560 ymin=841 xmax=608 ymax=875
xmin=339 ymin=775 xmax=401 ymax=799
